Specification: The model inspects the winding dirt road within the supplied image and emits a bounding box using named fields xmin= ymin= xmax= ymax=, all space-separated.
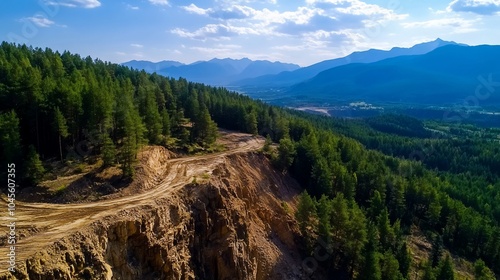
xmin=0 ymin=131 xmax=264 ymax=274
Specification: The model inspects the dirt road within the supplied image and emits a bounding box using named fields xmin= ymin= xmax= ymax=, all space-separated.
xmin=0 ymin=131 xmax=264 ymax=274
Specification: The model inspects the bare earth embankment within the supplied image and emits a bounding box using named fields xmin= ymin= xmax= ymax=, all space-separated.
xmin=0 ymin=131 xmax=307 ymax=280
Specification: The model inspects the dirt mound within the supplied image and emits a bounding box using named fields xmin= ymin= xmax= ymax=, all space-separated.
xmin=16 ymin=146 xmax=175 ymax=204
xmin=104 ymin=145 xmax=174 ymax=199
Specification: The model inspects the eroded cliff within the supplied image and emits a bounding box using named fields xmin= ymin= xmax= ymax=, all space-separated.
xmin=2 ymin=151 xmax=306 ymax=280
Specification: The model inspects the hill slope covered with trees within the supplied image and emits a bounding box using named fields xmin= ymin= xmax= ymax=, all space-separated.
xmin=1 ymin=42 xmax=499 ymax=279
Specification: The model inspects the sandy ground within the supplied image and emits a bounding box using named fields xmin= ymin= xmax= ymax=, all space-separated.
xmin=0 ymin=131 xmax=264 ymax=273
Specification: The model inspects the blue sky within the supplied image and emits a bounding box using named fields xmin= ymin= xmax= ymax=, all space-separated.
xmin=1 ymin=0 xmax=499 ymax=66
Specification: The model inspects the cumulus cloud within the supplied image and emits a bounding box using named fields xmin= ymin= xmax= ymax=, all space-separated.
xmin=402 ymin=17 xmax=479 ymax=33
xmin=183 ymin=4 xmax=209 ymax=15
xmin=190 ymin=44 xmax=242 ymax=54
xmin=215 ymin=0 xmax=277 ymax=4
xmin=175 ymin=0 xmax=406 ymax=55
xmin=45 ymin=0 xmax=101 ymax=8
xmin=182 ymin=4 xmax=255 ymax=19
xmin=149 ymin=0 xmax=169 ymax=6
xmin=21 ymin=15 xmax=55 ymax=27
xmin=447 ymin=0 xmax=500 ymax=15
xmin=171 ymin=24 xmax=261 ymax=40
xmin=126 ymin=4 xmax=139 ymax=10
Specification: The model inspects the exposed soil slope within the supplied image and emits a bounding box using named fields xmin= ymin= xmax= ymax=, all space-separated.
xmin=0 ymin=132 xmax=306 ymax=279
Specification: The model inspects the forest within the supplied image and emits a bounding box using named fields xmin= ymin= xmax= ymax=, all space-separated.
xmin=0 ymin=42 xmax=499 ymax=279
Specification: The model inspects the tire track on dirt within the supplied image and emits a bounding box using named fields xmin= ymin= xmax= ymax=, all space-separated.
xmin=0 ymin=132 xmax=264 ymax=273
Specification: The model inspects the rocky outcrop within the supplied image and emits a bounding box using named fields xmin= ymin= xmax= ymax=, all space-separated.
xmin=3 ymin=152 xmax=305 ymax=280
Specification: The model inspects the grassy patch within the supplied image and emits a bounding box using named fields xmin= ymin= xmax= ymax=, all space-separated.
xmin=201 ymin=172 xmax=210 ymax=180
xmin=281 ymin=201 xmax=291 ymax=214
xmin=55 ymin=184 xmax=67 ymax=196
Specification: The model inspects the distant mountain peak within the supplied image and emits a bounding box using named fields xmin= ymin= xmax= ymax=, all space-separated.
xmin=232 ymin=39 xmax=466 ymax=87
xmin=123 ymin=57 xmax=300 ymax=86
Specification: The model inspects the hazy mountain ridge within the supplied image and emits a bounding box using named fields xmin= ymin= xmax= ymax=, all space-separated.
xmin=288 ymin=44 xmax=500 ymax=106
xmin=122 ymin=57 xmax=300 ymax=86
xmin=122 ymin=60 xmax=184 ymax=73
xmin=232 ymin=38 xmax=461 ymax=87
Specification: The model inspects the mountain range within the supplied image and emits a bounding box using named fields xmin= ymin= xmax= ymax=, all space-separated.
xmin=122 ymin=58 xmax=300 ymax=86
xmin=123 ymin=60 xmax=184 ymax=73
xmin=123 ymin=39 xmax=500 ymax=108
xmin=232 ymin=38 xmax=462 ymax=87
xmin=288 ymin=44 xmax=500 ymax=106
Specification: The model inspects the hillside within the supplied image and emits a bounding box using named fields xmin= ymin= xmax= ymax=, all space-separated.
xmin=288 ymin=44 xmax=500 ymax=106
xmin=1 ymin=43 xmax=499 ymax=280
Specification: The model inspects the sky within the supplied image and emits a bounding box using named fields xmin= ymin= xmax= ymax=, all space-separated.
xmin=1 ymin=0 xmax=500 ymax=67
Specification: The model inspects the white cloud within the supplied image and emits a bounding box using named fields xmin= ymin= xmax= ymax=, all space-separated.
xmin=148 ymin=0 xmax=169 ymax=6
xmin=182 ymin=4 xmax=256 ymax=19
xmin=447 ymin=0 xmax=500 ymax=15
xmin=174 ymin=0 xmax=407 ymax=61
xmin=178 ymin=0 xmax=407 ymax=39
xmin=130 ymin=43 xmax=144 ymax=48
xmin=171 ymin=24 xmax=262 ymax=40
xmin=216 ymin=0 xmax=277 ymax=4
xmin=401 ymin=17 xmax=479 ymax=33
xmin=21 ymin=15 xmax=55 ymax=27
xmin=45 ymin=0 xmax=101 ymax=8
xmin=126 ymin=4 xmax=139 ymax=10
xmin=183 ymin=4 xmax=209 ymax=15
xmin=117 ymin=51 xmax=144 ymax=58
xmin=402 ymin=17 xmax=476 ymax=28
xmin=190 ymin=45 xmax=238 ymax=54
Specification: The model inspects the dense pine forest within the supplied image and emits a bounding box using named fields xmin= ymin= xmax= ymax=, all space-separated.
xmin=1 ymin=42 xmax=499 ymax=279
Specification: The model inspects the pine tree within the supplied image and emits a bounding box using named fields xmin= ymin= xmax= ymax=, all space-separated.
xmin=311 ymin=157 xmax=333 ymax=196
xmin=115 ymin=79 xmax=144 ymax=178
xmin=161 ymin=108 xmax=171 ymax=139
xmin=330 ymin=193 xmax=349 ymax=245
xmin=317 ymin=195 xmax=332 ymax=248
xmin=473 ymin=259 xmax=496 ymax=280
xmin=296 ymin=190 xmax=317 ymax=252
xmin=53 ymin=107 xmax=69 ymax=162
xmin=185 ymin=88 xmax=200 ymax=120
xmin=245 ymin=109 xmax=258 ymax=135
xmin=422 ymin=261 xmax=436 ymax=280
xmin=25 ymin=145 xmax=45 ymax=185
xmin=378 ymin=208 xmax=395 ymax=250
xmin=262 ymin=134 xmax=272 ymax=154
xmin=359 ymin=224 xmax=382 ymax=280
xmin=430 ymin=234 xmax=443 ymax=267
xmin=426 ymin=200 xmax=442 ymax=228
xmin=381 ymin=251 xmax=403 ymax=280
xmin=345 ymin=204 xmax=367 ymax=278
xmin=368 ymin=190 xmax=385 ymax=220
xmin=396 ymin=242 xmax=411 ymax=278
xmin=144 ymin=91 xmax=162 ymax=144
xmin=275 ymin=138 xmax=295 ymax=171
xmin=0 ymin=110 xmax=22 ymax=164
xmin=436 ymin=254 xmax=454 ymax=280
xmin=101 ymin=133 xmax=116 ymax=167
xmin=191 ymin=105 xmax=217 ymax=147
xmin=120 ymin=112 xmax=137 ymax=178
